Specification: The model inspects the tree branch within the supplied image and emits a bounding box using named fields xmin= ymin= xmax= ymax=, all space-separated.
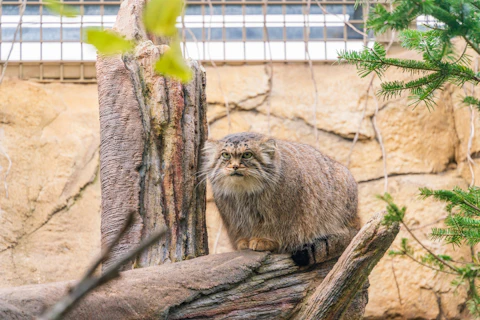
xmin=0 ymin=212 xmax=397 ymax=320
xmin=38 ymin=212 xmax=167 ymax=320
xmin=293 ymin=211 xmax=399 ymax=319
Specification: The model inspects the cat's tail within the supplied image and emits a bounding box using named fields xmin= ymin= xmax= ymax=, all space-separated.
xmin=291 ymin=229 xmax=358 ymax=266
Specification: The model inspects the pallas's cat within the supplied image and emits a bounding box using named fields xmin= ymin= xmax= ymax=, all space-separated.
xmin=202 ymin=132 xmax=360 ymax=265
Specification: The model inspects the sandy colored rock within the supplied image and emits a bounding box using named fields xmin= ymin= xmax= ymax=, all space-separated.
xmin=206 ymin=201 xmax=233 ymax=254
xmin=257 ymin=63 xmax=378 ymax=139
xmin=376 ymin=94 xmax=458 ymax=175
xmin=5 ymin=177 xmax=101 ymax=287
xmin=205 ymin=65 xmax=269 ymax=106
xmin=0 ymin=80 xmax=101 ymax=288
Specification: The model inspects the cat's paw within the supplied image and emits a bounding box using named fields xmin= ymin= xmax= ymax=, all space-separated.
xmin=248 ymin=238 xmax=279 ymax=252
xmin=236 ymin=238 xmax=250 ymax=250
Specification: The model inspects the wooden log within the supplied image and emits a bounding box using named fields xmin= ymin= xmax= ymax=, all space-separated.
xmin=294 ymin=212 xmax=399 ymax=320
xmin=0 ymin=212 xmax=398 ymax=320
xmin=97 ymin=0 xmax=208 ymax=271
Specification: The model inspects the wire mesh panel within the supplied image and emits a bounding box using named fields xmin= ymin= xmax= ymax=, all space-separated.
xmin=0 ymin=0 xmax=370 ymax=81
xmin=180 ymin=0 xmax=368 ymax=63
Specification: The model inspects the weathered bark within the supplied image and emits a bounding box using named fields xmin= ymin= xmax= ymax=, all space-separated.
xmin=97 ymin=0 xmax=208 ymax=271
xmin=294 ymin=212 xmax=399 ymax=320
xmin=0 ymin=212 xmax=398 ymax=320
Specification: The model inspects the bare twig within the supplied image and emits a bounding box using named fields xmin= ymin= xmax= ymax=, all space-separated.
xmin=0 ymin=0 xmax=27 ymax=85
xmin=0 ymin=0 xmax=25 ymax=199
xmin=403 ymin=251 xmax=457 ymax=275
xmin=345 ymin=2 xmax=376 ymax=168
xmin=391 ymin=259 xmax=403 ymax=306
xmin=401 ymin=221 xmax=458 ymax=273
xmin=467 ymin=103 xmax=476 ymax=186
xmin=304 ymin=0 xmax=319 ymax=145
xmin=0 ymin=144 xmax=12 ymax=198
xmin=82 ymin=212 xmax=136 ymax=279
xmin=180 ymin=2 xmax=202 ymax=71
xmin=206 ymin=0 xmax=231 ymax=132
xmin=311 ymin=0 xmax=368 ymax=148
xmin=263 ymin=0 xmax=273 ymax=135
xmin=346 ymin=29 xmax=395 ymax=182
xmin=39 ymin=212 xmax=167 ymax=320
xmin=346 ymin=85 xmax=370 ymax=168
xmin=409 ymin=215 xmax=448 ymax=231
xmin=313 ymin=0 xmax=367 ymax=38
xmin=464 ymin=56 xmax=478 ymax=187
xmin=372 ymin=91 xmax=388 ymax=192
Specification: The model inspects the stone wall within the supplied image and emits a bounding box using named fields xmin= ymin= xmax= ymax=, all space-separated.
xmin=0 ymin=58 xmax=478 ymax=318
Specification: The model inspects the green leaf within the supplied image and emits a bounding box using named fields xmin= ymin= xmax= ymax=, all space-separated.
xmin=155 ymin=43 xmax=192 ymax=83
xmin=43 ymin=0 xmax=78 ymax=17
xmin=143 ymin=0 xmax=184 ymax=37
xmin=85 ymin=29 xmax=134 ymax=55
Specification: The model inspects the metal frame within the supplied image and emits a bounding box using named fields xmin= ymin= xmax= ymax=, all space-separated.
xmin=0 ymin=0 xmax=370 ymax=82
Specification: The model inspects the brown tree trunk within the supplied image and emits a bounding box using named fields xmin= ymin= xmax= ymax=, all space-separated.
xmin=0 ymin=212 xmax=398 ymax=320
xmin=97 ymin=0 xmax=208 ymax=271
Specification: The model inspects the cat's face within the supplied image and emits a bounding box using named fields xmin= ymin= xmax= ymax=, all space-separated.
xmin=202 ymin=133 xmax=278 ymax=195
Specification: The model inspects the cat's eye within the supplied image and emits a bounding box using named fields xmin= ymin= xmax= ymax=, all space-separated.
xmin=242 ymin=152 xmax=253 ymax=159
xmin=221 ymin=152 xmax=231 ymax=159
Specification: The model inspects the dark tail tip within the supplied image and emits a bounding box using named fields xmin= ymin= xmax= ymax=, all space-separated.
xmin=291 ymin=248 xmax=310 ymax=266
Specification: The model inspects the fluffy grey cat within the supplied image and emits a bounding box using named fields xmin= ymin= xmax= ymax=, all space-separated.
xmin=202 ymin=132 xmax=360 ymax=265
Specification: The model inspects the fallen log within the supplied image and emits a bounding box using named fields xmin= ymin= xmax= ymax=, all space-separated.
xmin=0 ymin=212 xmax=398 ymax=320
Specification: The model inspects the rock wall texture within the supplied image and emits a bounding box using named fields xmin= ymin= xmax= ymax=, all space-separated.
xmin=0 ymin=81 xmax=101 ymax=287
xmin=0 ymin=57 xmax=478 ymax=319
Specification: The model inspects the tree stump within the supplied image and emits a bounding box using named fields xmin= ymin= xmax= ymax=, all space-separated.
xmin=97 ymin=0 xmax=208 ymax=271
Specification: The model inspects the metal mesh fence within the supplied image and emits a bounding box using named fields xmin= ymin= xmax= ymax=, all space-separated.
xmin=0 ymin=0 xmax=371 ymax=82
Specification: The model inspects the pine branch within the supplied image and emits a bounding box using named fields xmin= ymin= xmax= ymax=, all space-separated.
xmin=420 ymin=187 xmax=480 ymax=216
xmin=465 ymin=36 xmax=480 ymax=56
xmin=378 ymin=193 xmax=459 ymax=273
xmin=403 ymin=251 xmax=458 ymax=275
xmin=379 ymin=73 xmax=442 ymax=101
xmin=339 ymin=43 xmax=480 ymax=83
xmin=464 ymin=96 xmax=480 ymax=112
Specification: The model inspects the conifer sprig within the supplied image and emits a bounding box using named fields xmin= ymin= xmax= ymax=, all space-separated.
xmin=338 ymin=34 xmax=480 ymax=108
xmin=464 ymin=96 xmax=480 ymax=111
xmin=420 ymin=187 xmax=480 ymax=246
xmin=366 ymin=0 xmax=480 ymax=56
xmin=342 ymin=0 xmax=480 ymax=108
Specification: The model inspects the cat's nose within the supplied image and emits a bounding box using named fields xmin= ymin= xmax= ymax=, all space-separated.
xmin=232 ymin=164 xmax=239 ymax=170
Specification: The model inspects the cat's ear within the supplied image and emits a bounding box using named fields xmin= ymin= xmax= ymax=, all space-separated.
xmin=201 ymin=140 xmax=220 ymax=169
xmin=260 ymin=138 xmax=277 ymax=156
xmin=203 ymin=140 xmax=220 ymax=157
xmin=204 ymin=139 xmax=219 ymax=150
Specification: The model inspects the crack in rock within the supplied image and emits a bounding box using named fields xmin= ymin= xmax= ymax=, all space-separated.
xmin=0 ymin=161 xmax=99 ymax=254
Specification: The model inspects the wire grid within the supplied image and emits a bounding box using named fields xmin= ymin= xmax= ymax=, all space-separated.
xmin=0 ymin=0 xmax=370 ymax=82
